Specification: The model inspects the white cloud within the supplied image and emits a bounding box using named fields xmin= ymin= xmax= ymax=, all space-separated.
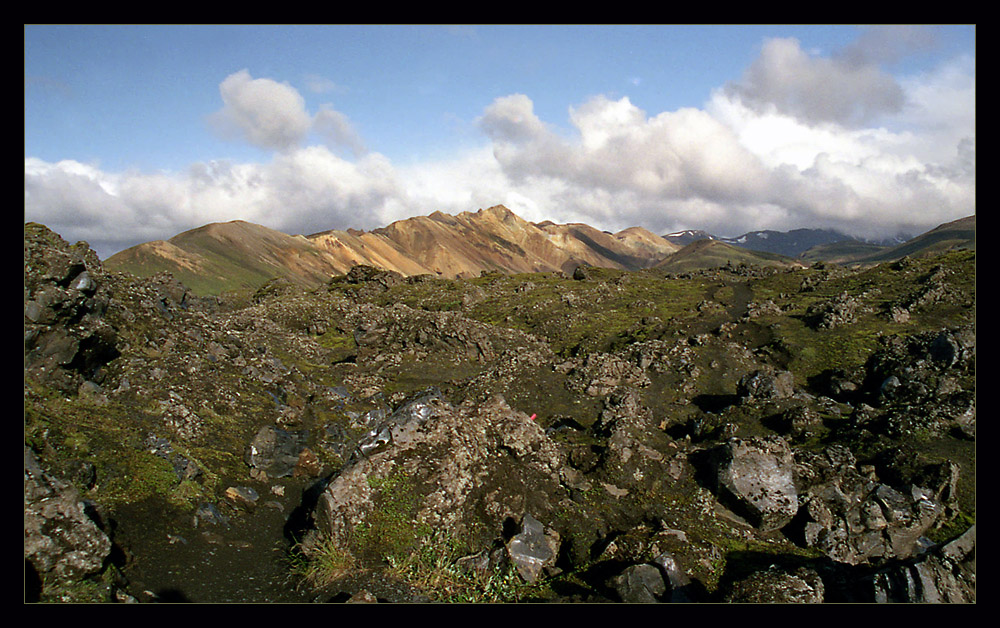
xmin=724 ymin=37 xmax=905 ymax=127
xmin=25 ymin=35 xmax=975 ymax=260
xmin=312 ymin=106 xmax=367 ymax=157
xmin=209 ymin=69 xmax=314 ymax=152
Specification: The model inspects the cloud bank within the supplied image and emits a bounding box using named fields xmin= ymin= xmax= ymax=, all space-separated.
xmin=25 ymin=36 xmax=975 ymax=260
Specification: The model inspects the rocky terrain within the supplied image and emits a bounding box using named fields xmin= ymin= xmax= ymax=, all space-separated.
xmin=25 ymin=215 xmax=975 ymax=603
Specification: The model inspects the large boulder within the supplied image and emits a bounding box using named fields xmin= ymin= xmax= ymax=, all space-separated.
xmin=24 ymin=224 xmax=119 ymax=393
xmin=710 ymin=436 xmax=798 ymax=531
xmin=304 ymin=392 xmax=569 ymax=570
xmin=24 ymin=448 xmax=112 ymax=584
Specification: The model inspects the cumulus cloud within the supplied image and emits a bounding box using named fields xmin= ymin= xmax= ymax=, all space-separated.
xmin=209 ymin=69 xmax=314 ymax=152
xmin=313 ymin=106 xmax=367 ymax=157
xmin=724 ymin=37 xmax=905 ymax=127
xmin=473 ymin=74 xmax=973 ymax=240
xmin=208 ymin=69 xmax=365 ymax=156
xmin=24 ymin=33 xmax=975 ymax=260
xmin=24 ymin=148 xmax=414 ymax=258
xmin=836 ymin=25 xmax=938 ymax=68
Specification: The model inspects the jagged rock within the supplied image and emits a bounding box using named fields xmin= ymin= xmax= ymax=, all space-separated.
xmin=24 ymin=224 xmax=120 ymax=393
xmin=723 ymin=565 xmax=825 ymax=603
xmin=224 ymin=486 xmax=260 ymax=509
xmin=806 ymin=291 xmax=865 ymax=329
xmin=652 ymin=550 xmax=697 ymax=602
xmin=794 ymin=446 xmax=945 ymax=565
xmin=193 ymin=503 xmax=230 ymax=528
xmin=24 ymin=448 xmax=112 ymax=583
xmin=507 ymin=513 xmax=560 ymax=584
xmin=245 ymin=425 xmax=309 ymax=478
xmin=569 ymin=352 xmax=651 ymax=397
xmin=737 ymin=369 xmax=795 ymax=401
xmin=305 ymin=394 xmax=568 ymax=572
xmin=853 ymin=525 xmax=975 ymax=603
xmin=710 ymin=436 xmax=798 ymax=531
xmin=611 ymin=563 xmax=666 ymax=603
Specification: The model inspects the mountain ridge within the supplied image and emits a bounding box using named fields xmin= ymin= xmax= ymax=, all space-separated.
xmin=105 ymin=205 xmax=681 ymax=295
xmin=103 ymin=206 xmax=976 ymax=296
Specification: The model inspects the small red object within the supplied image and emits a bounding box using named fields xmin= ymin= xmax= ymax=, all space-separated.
xmin=529 ymin=414 xmax=537 ymax=421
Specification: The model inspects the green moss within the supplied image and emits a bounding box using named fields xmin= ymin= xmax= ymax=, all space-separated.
xmin=926 ymin=510 xmax=975 ymax=545
xmin=99 ymin=451 xmax=179 ymax=505
xmin=352 ymin=470 xmax=434 ymax=564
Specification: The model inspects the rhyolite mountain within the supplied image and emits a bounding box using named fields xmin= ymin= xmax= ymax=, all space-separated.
xmin=105 ymin=205 xmax=681 ymax=296
xmin=105 ymin=206 xmax=975 ymax=297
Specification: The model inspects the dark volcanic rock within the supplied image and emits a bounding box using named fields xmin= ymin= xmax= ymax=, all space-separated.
xmin=245 ymin=425 xmax=309 ymax=479
xmin=849 ymin=525 xmax=975 ymax=603
xmin=24 ymin=447 xmax=112 ymax=583
xmin=737 ymin=369 xmax=795 ymax=401
xmin=611 ymin=563 xmax=667 ymax=603
xmin=794 ymin=446 xmax=945 ymax=565
xmin=724 ymin=565 xmax=825 ymax=603
xmin=24 ymin=224 xmax=120 ymax=393
xmin=710 ymin=436 xmax=798 ymax=531
xmin=305 ymin=394 xmax=569 ymax=571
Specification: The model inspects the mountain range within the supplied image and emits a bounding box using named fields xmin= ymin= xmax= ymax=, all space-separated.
xmin=104 ymin=206 xmax=976 ymax=296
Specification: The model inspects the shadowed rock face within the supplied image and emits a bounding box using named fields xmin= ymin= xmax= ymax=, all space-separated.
xmin=24 ymin=224 xmax=120 ymax=393
xmin=24 ymin=448 xmax=112 ymax=583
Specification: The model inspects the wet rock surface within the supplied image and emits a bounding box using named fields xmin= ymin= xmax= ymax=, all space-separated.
xmin=24 ymin=223 xmax=975 ymax=603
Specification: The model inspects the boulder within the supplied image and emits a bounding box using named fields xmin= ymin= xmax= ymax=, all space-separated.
xmin=611 ymin=563 xmax=666 ymax=603
xmin=304 ymin=393 xmax=568 ymax=573
xmin=245 ymin=425 xmax=309 ymax=478
xmin=710 ymin=436 xmax=798 ymax=531
xmin=507 ymin=513 xmax=561 ymax=584
xmin=737 ymin=369 xmax=795 ymax=401
xmin=723 ymin=565 xmax=825 ymax=603
xmin=24 ymin=448 xmax=112 ymax=583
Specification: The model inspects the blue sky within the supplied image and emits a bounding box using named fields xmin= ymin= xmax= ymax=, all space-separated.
xmin=25 ymin=25 xmax=976 ymax=258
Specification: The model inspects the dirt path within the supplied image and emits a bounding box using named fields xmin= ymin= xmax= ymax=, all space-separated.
xmin=115 ymin=481 xmax=319 ymax=603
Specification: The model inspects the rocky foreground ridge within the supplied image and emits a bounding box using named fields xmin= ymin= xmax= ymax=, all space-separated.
xmin=25 ymin=219 xmax=975 ymax=603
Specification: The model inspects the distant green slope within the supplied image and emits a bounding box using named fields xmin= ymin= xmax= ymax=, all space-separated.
xmin=655 ymin=239 xmax=804 ymax=274
xmin=800 ymin=241 xmax=889 ymax=265
xmin=855 ymin=215 xmax=975 ymax=264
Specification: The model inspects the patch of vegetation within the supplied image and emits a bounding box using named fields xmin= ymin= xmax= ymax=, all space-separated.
xmin=351 ymin=470 xmax=434 ymax=564
xmin=288 ymin=536 xmax=357 ymax=588
xmin=386 ymin=532 xmax=542 ymax=602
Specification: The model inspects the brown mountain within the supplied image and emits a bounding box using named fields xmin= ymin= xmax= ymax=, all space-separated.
xmin=105 ymin=205 xmax=680 ymax=296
